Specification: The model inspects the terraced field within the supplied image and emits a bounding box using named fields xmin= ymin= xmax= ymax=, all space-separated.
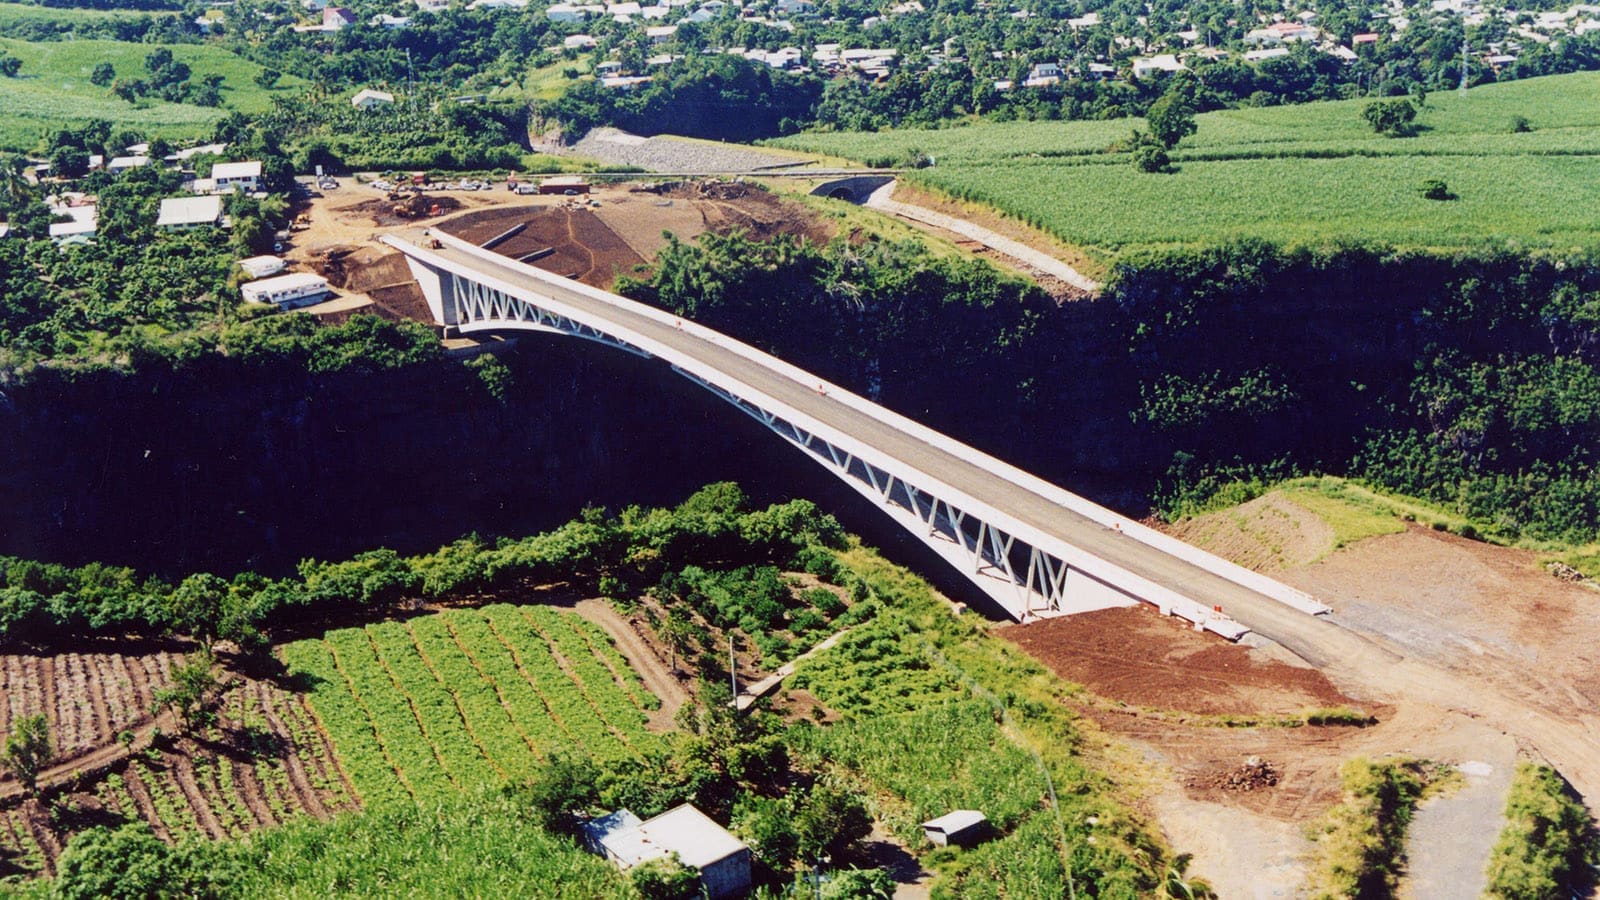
xmin=0 ymin=650 xmax=355 ymax=877
xmin=281 ymin=604 xmax=662 ymax=807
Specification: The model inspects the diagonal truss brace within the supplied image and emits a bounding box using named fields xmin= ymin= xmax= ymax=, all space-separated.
xmin=450 ymin=273 xmax=651 ymax=358
xmin=673 ymin=367 xmax=1117 ymax=619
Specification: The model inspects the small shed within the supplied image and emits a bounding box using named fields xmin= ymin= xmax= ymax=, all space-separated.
xmin=582 ymin=804 xmax=751 ymax=900
xmin=238 ymin=255 xmax=287 ymax=278
xmin=922 ymin=810 xmax=987 ymax=848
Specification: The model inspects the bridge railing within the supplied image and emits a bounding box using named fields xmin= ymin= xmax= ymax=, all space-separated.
xmin=388 ymin=229 xmax=1329 ymax=621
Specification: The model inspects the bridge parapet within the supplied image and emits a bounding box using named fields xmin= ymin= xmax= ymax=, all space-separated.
xmin=382 ymin=229 xmax=1330 ymax=633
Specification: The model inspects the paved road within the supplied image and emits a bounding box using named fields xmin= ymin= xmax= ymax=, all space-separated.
xmin=409 ymin=235 xmax=1600 ymax=808
xmin=419 ymin=238 xmax=1340 ymax=643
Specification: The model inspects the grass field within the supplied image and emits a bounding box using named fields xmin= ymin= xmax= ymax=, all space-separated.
xmin=774 ymin=72 xmax=1600 ymax=262
xmin=0 ymin=2 xmax=174 ymax=25
xmin=281 ymin=605 xmax=661 ymax=808
xmin=0 ymin=37 xmax=304 ymax=150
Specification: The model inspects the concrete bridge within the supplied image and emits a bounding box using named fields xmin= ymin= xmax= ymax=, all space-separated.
xmin=383 ymin=229 xmax=1330 ymax=636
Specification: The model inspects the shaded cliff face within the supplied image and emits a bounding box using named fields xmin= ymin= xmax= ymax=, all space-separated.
xmin=0 ymin=339 xmax=797 ymax=577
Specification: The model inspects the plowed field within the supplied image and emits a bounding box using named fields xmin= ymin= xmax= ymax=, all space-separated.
xmin=0 ymin=646 xmax=354 ymax=877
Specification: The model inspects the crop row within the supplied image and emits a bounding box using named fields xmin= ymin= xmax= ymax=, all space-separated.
xmin=523 ymin=606 xmax=651 ymax=735
xmin=280 ymin=640 xmax=414 ymax=809
xmin=407 ymin=614 xmax=542 ymax=782
xmin=570 ymin=617 xmax=660 ymax=711
xmin=442 ymin=609 xmax=575 ymax=751
xmin=285 ymin=606 xmax=657 ymax=811
xmin=481 ymin=606 xmax=632 ymax=759
xmin=366 ymin=621 xmax=500 ymax=789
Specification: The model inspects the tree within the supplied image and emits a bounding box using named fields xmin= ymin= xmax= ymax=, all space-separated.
xmin=1 ymin=714 xmax=50 ymax=797
xmin=54 ymin=823 xmax=237 ymax=900
xmin=1417 ymin=178 xmax=1455 ymax=200
xmin=90 ymin=62 xmax=116 ymax=87
xmin=1146 ymin=92 xmax=1197 ymax=149
xmin=1129 ymin=130 xmax=1173 ymax=173
xmin=48 ymin=145 xmax=90 ymax=179
xmin=821 ymin=868 xmax=896 ymax=900
xmin=794 ymin=783 xmax=873 ymax=862
xmin=1364 ymin=98 xmax=1417 ymax=135
xmin=151 ymin=649 xmax=219 ymax=732
xmin=0 ymin=55 xmax=19 ymax=78
xmin=254 ymin=67 xmax=281 ymax=89
xmin=658 ymin=610 xmax=694 ymax=674
xmin=522 ymin=753 xmax=600 ymax=835
xmin=630 ymin=854 xmax=700 ymax=900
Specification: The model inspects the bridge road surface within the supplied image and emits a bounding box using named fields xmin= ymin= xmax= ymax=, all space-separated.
xmin=406 ymin=235 xmax=1600 ymax=814
xmin=416 ymin=237 xmax=1379 ymax=661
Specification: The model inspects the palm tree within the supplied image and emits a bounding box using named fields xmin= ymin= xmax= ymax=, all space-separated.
xmin=0 ymin=153 xmax=34 ymax=212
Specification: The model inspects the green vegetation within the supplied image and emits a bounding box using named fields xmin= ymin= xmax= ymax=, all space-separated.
xmin=1278 ymin=480 xmax=1410 ymax=550
xmin=775 ymin=72 xmax=1600 ymax=261
xmin=282 ymin=606 xmax=660 ymax=806
xmin=0 ymin=37 xmax=305 ymax=151
xmin=789 ymin=545 xmax=1165 ymax=898
xmin=1 ymin=713 xmax=50 ymax=797
xmin=1483 ymin=763 xmax=1600 ymax=900
xmin=1304 ymin=757 xmax=1453 ymax=900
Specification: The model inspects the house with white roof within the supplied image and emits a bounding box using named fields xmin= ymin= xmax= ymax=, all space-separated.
xmin=156 ymin=195 xmax=225 ymax=230
xmin=107 ymin=156 xmax=150 ymax=174
xmin=352 ymin=88 xmax=396 ymax=109
xmin=211 ymin=161 xmax=262 ymax=193
xmin=47 ymin=204 xmax=97 ymax=243
xmin=1130 ymin=54 xmax=1185 ymax=77
xmin=583 ymin=805 xmax=751 ymax=900
xmin=240 ymin=272 xmax=331 ymax=308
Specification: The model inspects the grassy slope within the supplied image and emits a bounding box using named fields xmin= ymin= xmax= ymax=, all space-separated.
xmin=774 ymin=72 xmax=1600 ymax=262
xmin=0 ymin=37 xmax=305 ymax=150
xmin=0 ymin=2 xmax=175 ymax=24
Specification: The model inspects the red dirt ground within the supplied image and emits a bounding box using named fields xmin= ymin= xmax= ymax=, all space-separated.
xmin=1001 ymin=605 xmax=1359 ymax=717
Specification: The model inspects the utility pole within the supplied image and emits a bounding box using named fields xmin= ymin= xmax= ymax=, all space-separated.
xmin=729 ymin=634 xmax=737 ymax=700
xmin=1461 ymin=32 xmax=1469 ymax=92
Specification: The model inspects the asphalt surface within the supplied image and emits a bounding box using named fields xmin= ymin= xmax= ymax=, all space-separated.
xmin=415 ymin=236 xmax=1388 ymax=657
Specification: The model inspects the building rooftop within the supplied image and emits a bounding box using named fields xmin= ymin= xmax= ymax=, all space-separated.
xmin=923 ymin=809 xmax=986 ymax=834
xmin=212 ymin=161 xmax=263 ymax=180
xmin=243 ymin=271 xmax=329 ymax=293
xmin=157 ymin=195 xmax=225 ymax=227
xmin=585 ymin=805 xmax=748 ymax=871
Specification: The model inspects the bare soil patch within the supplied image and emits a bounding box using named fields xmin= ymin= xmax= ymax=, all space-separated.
xmin=0 ymin=644 xmax=354 ymax=876
xmin=1001 ymin=605 xmax=1359 ymax=717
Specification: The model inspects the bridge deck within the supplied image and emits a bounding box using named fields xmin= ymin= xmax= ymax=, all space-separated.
xmin=410 ymin=233 xmax=1337 ymax=648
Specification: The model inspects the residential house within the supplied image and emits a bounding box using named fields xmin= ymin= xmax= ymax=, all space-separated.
xmin=47 ymin=203 xmax=97 ymax=243
xmin=107 ymin=155 xmax=150 ymax=174
xmin=1130 ymin=53 xmax=1185 ymax=77
xmin=240 ymin=272 xmax=331 ymax=308
xmin=211 ymin=161 xmax=263 ymax=193
xmin=156 ymin=195 xmax=225 ymax=230
xmin=583 ymin=806 xmax=752 ymax=900
xmin=322 ymin=6 xmax=355 ymax=28
xmin=351 ymin=88 xmax=396 ymax=109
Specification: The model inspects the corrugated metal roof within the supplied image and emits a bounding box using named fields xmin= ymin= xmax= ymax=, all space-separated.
xmin=586 ymin=805 xmax=747 ymax=870
xmin=922 ymin=809 xmax=986 ymax=834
